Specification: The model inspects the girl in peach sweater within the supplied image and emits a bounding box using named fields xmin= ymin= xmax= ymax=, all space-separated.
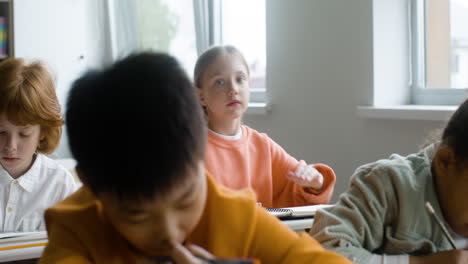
xmin=194 ymin=45 xmax=336 ymax=208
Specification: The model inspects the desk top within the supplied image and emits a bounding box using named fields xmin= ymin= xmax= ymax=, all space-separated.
xmin=0 ymin=218 xmax=313 ymax=262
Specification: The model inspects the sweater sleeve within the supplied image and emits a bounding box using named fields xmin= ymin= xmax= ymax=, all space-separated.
xmin=293 ymin=163 xmax=336 ymax=204
xmin=268 ymin=136 xmax=336 ymax=207
xmin=247 ymin=205 xmax=352 ymax=264
xmin=39 ymin=213 xmax=92 ymax=264
xmin=309 ymin=165 xmax=399 ymax=264
xmin=368 ymin=255 xmax=409 ymax=264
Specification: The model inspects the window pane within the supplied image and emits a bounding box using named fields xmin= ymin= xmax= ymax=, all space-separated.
xmin=221 ymin=0 xmax=266 ymax=89
xmin=137 ymin=0 xmax=197 ymax=77
xmin=450 ymin=0 xmax=468 ymax=88
xmin=426 ymin=0 xmax=468 ymax=89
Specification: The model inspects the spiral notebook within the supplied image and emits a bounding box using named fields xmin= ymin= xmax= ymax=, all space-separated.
xmin=266 ymin=204 xmax=333 ymax=219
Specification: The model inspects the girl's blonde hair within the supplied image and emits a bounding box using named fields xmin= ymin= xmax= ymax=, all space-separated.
xmin=193 ymin=45 xmax=250 ymax=88
xmin=0 ymin=58 xmax=63 ymax=153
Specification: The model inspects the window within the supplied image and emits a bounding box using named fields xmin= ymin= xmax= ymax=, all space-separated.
xmin=136 ymin=0 xmax=198 ymax=77
xmin=412 ymin=0 xmax=468 ymax=105
xmin=111 ymin=0 xmax=267 ymax=107
xmin=217 ymin=0 xmax=267 ymax=103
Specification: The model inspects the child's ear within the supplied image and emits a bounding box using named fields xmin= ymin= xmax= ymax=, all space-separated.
xmin=38 ymin=130 xmax=45 ymax=144
xmin=434 ymin=145 xmax=456 ymax=177
xmin=196 ymin=87 xmax=207 ymax=106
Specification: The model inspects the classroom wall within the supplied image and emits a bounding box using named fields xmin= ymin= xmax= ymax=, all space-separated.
xmin=13 ymin=0 xmax=110 ymax=158
xmin=13 ymin=0 xmax=447 ymax=201
xmin=243 ymin=0 xmax=446 ymax=202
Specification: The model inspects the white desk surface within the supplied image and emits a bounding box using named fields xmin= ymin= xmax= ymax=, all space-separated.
xmin=0 ymin=218 xmax=314 ymax=262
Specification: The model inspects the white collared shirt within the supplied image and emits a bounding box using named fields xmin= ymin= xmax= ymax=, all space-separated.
xmin=0 ymin=154 xmax=79 ymax=232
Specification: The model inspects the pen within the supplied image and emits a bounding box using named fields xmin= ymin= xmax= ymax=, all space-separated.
xmin=425 ymin=201 xmax=457 ymax=249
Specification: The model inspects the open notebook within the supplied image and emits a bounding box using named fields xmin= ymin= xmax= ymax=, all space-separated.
xmin=265 ymin=204 xmax=333 ymax=219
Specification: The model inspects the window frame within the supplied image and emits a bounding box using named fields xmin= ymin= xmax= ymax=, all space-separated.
xmin=410 ymin=0 xmax=467 ymax=105
xmin=208 ymin=0 xmax=268 ymax=105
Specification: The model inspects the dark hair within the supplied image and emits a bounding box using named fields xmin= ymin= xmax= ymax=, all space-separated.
xmin=441 ymin=98 xmax=468 ymax=162
xmin=66 ymin=52 xmax=207 ymax=199
xmin=193 ymin=45 xmax=249 ymax=88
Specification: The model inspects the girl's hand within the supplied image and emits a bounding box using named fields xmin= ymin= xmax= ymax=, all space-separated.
xmin=409 ymin=250 xmax=468 ymax=264
xmin=171 ymin=243 xmax=215 ymax=264
xmin=287 ymin=161 xmax=324 ymax=190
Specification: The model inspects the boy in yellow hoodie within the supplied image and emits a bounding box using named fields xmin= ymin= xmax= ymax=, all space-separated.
xmin=38 ymin=53 xmax=351 ymax=264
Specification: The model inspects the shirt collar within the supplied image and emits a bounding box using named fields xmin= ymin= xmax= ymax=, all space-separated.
xmin=424 ymin=144 xmax=442 ymax=211
xmin=423 ymin=143 xmax=437 ymax=160
xmin=0 ymin=165 xmax=12 ymax=185
xmin=16 ymin=154 xmax=42 ymax=193
xmin=208 ymin=127 xmax=243 ymax=140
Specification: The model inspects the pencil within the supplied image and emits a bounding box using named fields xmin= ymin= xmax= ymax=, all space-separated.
xmin=425 ymin=201 xmax=457 ymax=249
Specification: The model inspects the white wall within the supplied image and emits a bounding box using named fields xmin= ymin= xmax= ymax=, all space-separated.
xmin=12 ymin=0 xmax=447 ymax=200
xmin=243 ymin=0 xmax=446 ymax=202
xmin=13 ymin=0 xmax=111 ymax=158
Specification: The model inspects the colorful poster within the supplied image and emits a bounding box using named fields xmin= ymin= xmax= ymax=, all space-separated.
xmin=0 ymin=16 xmax=7 ymax=58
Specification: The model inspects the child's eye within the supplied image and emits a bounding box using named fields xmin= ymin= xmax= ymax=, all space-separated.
xmin=122 ymin=213 xmax=148 ymax=224
xmin=236 ymin=77 xmax=246 ymax=84
xmin=20 ymin=133 xmax=31 ymax=138
xmin=177 ymin=200 xmax=195 ymax=210
xmin=214 ymin=80 xmax=225 ymax=86
xmin=125 ymin=218 xmax=145 ymax=225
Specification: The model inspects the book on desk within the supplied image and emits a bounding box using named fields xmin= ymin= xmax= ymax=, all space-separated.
xmin=0 ymin=232 xmax=47 ymax=262
xmin=0 ymin=231 xmax=47 ymax=250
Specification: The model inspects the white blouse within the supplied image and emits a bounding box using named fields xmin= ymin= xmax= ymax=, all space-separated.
xmin=0 ymin=154 xmax=79 ymax=232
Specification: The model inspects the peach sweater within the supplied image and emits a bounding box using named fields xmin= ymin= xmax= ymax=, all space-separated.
xmin=205 ymin=125 xmax=336 ymax=208
xmin=38 ymin=174 xmax=351 ymax=264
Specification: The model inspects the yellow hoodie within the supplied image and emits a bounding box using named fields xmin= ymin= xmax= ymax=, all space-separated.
xmin=39 ymin=173 xmax=351 ymax=264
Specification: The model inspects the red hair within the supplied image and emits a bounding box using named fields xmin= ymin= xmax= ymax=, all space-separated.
xmin=0 ymin=58 xmax=63 ymax=153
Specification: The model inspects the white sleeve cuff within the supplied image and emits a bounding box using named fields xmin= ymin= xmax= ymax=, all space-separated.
xmin=368 ymin=254 xmax=409 ymax=264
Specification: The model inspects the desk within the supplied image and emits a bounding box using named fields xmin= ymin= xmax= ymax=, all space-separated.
xmin=0 ymin=218 xmax=315 ymax=262
xmin=282 ymin=218 xmax=314 ymax=232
